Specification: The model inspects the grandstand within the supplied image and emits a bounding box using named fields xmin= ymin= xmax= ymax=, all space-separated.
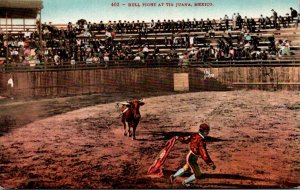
xmin=0 ymin=1 xmax=299 ymax=97
xmin=0 ymin=3 xmax=299 ymax=69
xmin=0 ymin=0 xmax=43 ymax=65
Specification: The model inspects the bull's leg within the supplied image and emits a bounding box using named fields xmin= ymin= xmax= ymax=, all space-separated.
xmin=128 ymin=123 xmax=133 ymax=137
xmin=123 ymin=121 xmax=128 ymax=136
xmin=132 ymin=121 xmax=140 ymax=140
xmin=132 ymin=125 xmax=137 ymax=140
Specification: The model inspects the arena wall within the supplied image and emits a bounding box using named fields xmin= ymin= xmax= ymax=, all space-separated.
xmin=0 ymin=66 xmax=299 ymax=98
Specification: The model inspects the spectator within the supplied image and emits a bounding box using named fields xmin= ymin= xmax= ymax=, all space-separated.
xmin=232 ymin=13 xmax=237 ymax=29
xmin=271 ymin=9 xmax=278 ymax=28
xmin=224 ymin=14 xmax=229 ymax=30
xmin=189 ymin=34 xmax=195 ymax=47
xmin=296 ymin=14 xmax=300 ymax=28
xmin=199 ymin=19 xmax=204 ymax=32
xmin=265 ymin=16 xmax=272 ymax=28
xmin=237 ymin=13 xmax=242 ymax=29
xmin=290 ymin=7 xmax=298 ymax=23
xmin=279 ymin=15 xmax=286 ymax=28
xmin=259 ymin=15 xmax=266 ymax=29
xmin=244 ymin=33 xmax=252 ymax=41
xmin=208 ymin=27 xmax=215 ymax=38
xmin=286 ymin=13 xmax=291 ymax=26
xmin=142 ymin=45 xmax=149 ymax=59
xmin=70 ymin=56 xmax=76 ymax=65
xmin=54 ymin=53 xmax=60 ymax=65
xmin=86 ymin=56 xmax=93 ymax=64
xmin=24 ymin=29 xmax=31 ymax=39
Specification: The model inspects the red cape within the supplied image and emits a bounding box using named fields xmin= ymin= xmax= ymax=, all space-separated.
xmin=147 ymin=137 xmax=177 ymax=176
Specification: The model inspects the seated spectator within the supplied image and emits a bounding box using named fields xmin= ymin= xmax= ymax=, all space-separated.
xmin=70 ymin=56 xmax=76 ymax=65
xmin=142 ymin=45 xmax=149 ymax=59
xmin=83 ymin=29 xmax=92 ymax=37
xmin=105 ymin=30 xmax=112 ymax=40
xmin=86 ymin=56 xmax=93 ymax=64
xmin=54 ymin=54 xmax=60 ymax=65
xmin=244 ymin=41 xmax=251 ymax=49
xmin=11 ymin=48 xmax=19 ymax=63
xmin=134 ymin=53 xmax=141 ymax=61
xmin=103 ymin=51 xmax=110 ymax=62
xmin=182 ymin=52 xmax=190 ymax=67
xmin=24 ymin=29 xmax=31 ymax=39
xmin=208 ymin=27 xmax=215 ymax=38
xmin=228 ymin=47 xmax=235 ymax=59
xmin=260 ymin=50 xmax=268 ymax=60
xmin=244 ymin=33 xmax=252 ymax=41
xmin=178 ymin=53 xmax=184 ymax=66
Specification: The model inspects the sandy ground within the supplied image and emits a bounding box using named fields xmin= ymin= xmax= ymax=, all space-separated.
xmin=0 ymin=90 xmax=299 ymax=189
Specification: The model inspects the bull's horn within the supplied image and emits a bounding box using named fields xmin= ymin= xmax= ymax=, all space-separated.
xmin=120 ymin=102 xmax=129 ymax=105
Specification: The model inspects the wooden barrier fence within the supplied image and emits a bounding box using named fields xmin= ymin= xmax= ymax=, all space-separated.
xmin=0 ymin=66 xmax=299 ymax=98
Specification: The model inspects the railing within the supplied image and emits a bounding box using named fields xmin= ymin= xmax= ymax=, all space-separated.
xmin=1 ymin=59 xmax=300 ymax=72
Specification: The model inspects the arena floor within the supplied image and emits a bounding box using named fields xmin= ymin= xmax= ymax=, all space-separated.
xmin=0 ymin=90 xmax=299 ymax=188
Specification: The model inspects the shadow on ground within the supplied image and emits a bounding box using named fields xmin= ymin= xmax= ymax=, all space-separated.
xmin=144 ymin=131 xmax=227 ymax=142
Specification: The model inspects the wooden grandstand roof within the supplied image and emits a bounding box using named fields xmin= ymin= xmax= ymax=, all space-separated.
xmin=0 ymin=0 xmax=43 ymax=18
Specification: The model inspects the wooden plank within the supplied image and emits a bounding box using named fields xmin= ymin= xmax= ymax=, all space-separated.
xmin=174 ymin=73 xmax=189 ymax=91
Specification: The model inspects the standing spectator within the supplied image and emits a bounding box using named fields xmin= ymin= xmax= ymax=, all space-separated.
xmin=7 ymin=74 xmax=14 ymax=99
xmin=290 ymin=7 xmax=298 ymax=23
xmin=218 ymin=18 xmax=224 ymax=31
xmin=250 ymin=18 xmax=256 ymax=32
xmin=243 ymin=16 xmax=249 ymax=29
xmin=296 ymin=14 xmax=300 ymax=28
xmin=206 ymin=18 xmax=212 ymax=32
xmin=285 ymin=14 xmax=291 ymax=27
xmin=116 ymin=20 xmax=122 ymax=33
xmin=67 ymin=22 xmax=73 ymax=31
xmin=186 ymin=19 xmax=191 ymax=31
xmin=199 ymin=19 xmax=204 ymax=31
xmin=236 ymin=13 xmax=242 ymax=29
xmin=232 ymin=13 xmax=237 ymax=30
xmin=192 ymin=18 xmax=197 ymax=31
xmin=149 ymin=19 xmax=156 ymax=33
xmin=271 ymin=9 xmax=278 ymax=28
xmin=259 ymin=14 xmax=265 ymax=29
xmin=224 ymin=14 xmax=229 ymax=30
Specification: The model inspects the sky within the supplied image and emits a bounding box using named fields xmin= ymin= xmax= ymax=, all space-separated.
xmin=41 ymin=0 xmax=300 ymax=24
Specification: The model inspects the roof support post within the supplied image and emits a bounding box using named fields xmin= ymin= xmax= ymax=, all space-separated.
xmin=38 ymin=9 xmax=45 ymax=66
xmin=5 ymin=10 xmax=8 ymax=65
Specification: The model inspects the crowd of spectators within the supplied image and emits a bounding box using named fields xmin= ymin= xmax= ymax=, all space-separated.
xmin=0 ymin=7 xmax=299 ymax=66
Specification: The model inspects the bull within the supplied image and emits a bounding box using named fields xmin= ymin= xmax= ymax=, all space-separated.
xmin=117 ymin=99 xmax=145 ymax=140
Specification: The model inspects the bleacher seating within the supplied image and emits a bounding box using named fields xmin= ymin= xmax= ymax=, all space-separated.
xmin=0 ymin=13 xmax=299 ymax=67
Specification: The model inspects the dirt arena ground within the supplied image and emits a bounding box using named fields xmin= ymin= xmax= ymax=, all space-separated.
xmin=0 ymin=90 xmax=299 ymax=189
